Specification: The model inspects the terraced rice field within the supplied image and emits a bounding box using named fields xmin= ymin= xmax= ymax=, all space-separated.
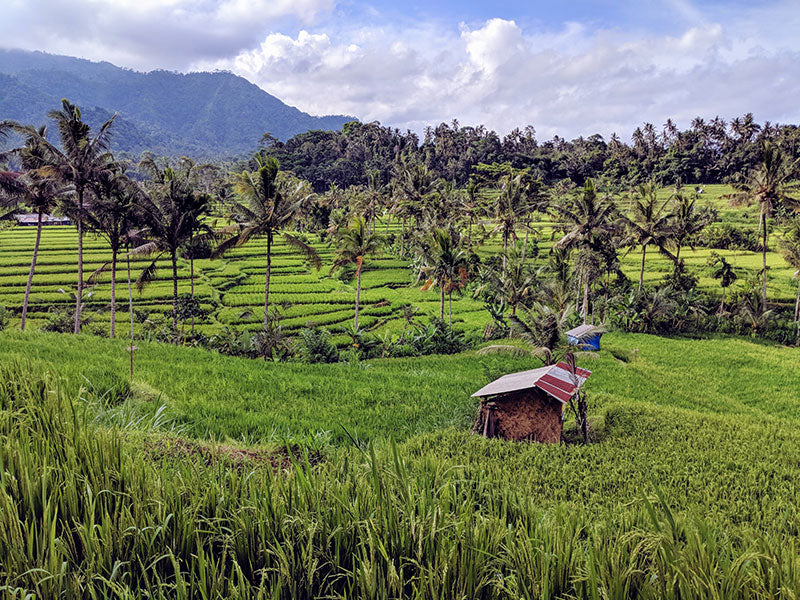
xmin=0 ymin=183 xmax=796 ymax=338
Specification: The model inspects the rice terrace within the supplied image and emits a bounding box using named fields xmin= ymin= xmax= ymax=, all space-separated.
xmin=1 ymin=4 xmax=800 ymax=599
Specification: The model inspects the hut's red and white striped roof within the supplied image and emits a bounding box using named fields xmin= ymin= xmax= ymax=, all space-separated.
xmin=471 ymin=362 xmax=591 ymax=404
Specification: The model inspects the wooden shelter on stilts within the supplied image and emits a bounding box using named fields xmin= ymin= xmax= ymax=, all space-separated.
xmin=472 ymin=362 xmax=591 ymax=443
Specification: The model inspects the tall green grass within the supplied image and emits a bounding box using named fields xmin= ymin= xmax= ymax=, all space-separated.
xmin=1 ymin=358 xmax=798 ymax=599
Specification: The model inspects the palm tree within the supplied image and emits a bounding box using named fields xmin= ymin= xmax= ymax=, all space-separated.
xmin=85 ymin=165 xmax=140 ymax=337
xmin=133 ymin=157 xmax=211 ymax=330
xmin=492 ymin=168 xmax=536 ymax=267
xmin=733 ymin=142 xmax=800 ymax=305
xmin=0 ymin=128 xmax=69 ymax=331
xmin=554 ymin=179 xmax=617 ymax=324
xmin=478 ymin=302 xmax=600 ymax=365
xmin=624 ymin=182 xmax=675 ymax=291
xmin=670 ymin=190 xmax=713 ymax=266
xmin=3 ymin=100 xmax=117 ymax=333
xmin=709 ymin=252 xmax=738 ymax=313
xmin=214 ymin=155 xmax=320 ymax=332
xmin=476 ymin=241 xmax=538 ymax=317
xmin=779 ymin=218 xmax=800 ymax=323
xmin=419 ymin=228 xmax=468 ymax=326
xmin=330 ymin=216 xmax=382 ymax=329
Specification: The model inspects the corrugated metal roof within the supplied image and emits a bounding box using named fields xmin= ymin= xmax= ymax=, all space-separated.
xmin=472 ymin=362 xmax=591 ymax=404
xmin=566 ymin=324 xmax=599 ymax=338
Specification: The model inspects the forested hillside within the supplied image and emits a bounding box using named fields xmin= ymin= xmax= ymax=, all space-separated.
xmin=0 ymin=49 xmax=354 ymax=157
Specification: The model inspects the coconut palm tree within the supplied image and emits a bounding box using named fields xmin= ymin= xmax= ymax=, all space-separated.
xmin=0 ymin=128 xmax=70 ymax=331
xmin=779 ymin=217 xmax=800 ymax=323
xmin=2 ymin=100 xmax=117 ymax=333
xmin=475 ymin=241 xmax=538 ymax=317
xmin=133 ymin=157 xmax=211 ymax=330
xmin=214 ymin=154 xmax=320 ymax=332
xmin=554 ymin=179 xmax=618 ymax=324
xmin=624 ymin=182 xmax=675 ymax=291
xmin=733 ymin=142 xmax=800 ymax=305
xmin=330 ymin=216 xmax=382 ymax=330
xmin=419 ymin=228 xmax=468 ymax=327
xmin=492 ymin=168 xmax=536 ymax=267
xmin=670 ymin=190 xmax=714 ymax=266
xmin=84 ymin=165 xmax=140 ymax=337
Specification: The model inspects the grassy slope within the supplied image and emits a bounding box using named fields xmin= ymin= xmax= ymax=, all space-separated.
xmin=1 ymin=330 xmax=798 ymax=538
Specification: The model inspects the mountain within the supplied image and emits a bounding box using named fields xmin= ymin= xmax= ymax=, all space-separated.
xmin=0 ymin=49 xmax=356 ymax=158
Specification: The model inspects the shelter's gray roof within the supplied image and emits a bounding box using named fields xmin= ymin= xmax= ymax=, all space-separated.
xmin=566 ymin=324 xmax=600 ymax=338
xmin=472 ymin=363 xmax=591 ymax=403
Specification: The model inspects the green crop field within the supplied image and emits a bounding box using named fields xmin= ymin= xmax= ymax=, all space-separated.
xmin=0 ymin=183 xmax=796 ymax=342
xmin=0 ymin=330 xmax=798 ymax=598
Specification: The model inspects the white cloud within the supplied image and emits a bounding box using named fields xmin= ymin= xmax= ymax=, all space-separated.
xmin=0 ymin=0 xmax=335 ymax=70
xmin=208 ymin=13 xmax=800 ymax=138
xmin=1 ymin=0 xmax=799 ymax=139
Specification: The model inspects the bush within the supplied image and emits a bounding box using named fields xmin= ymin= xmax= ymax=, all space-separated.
xmin=695 ymin=223 xmax=759 ymax=251
xmin=296 ymin=325 xmax=339 ymax=363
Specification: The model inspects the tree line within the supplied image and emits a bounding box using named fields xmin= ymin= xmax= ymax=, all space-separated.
xmin=1 ymin=99 xmax=799 ymax=363
xmin=261 ymin=115 xmax=800 ymax=192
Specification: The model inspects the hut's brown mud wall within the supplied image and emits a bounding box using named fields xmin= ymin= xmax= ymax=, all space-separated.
xmin=474 ymin=390 xmax=563 ymax=443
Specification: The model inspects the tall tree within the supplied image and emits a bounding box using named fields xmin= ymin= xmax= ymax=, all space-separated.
xmin=0 ymin=127 xmax=69 ymax=331
xmin=330 ymin=216 xmax=382 ymax=329
xmin=419 ymin=228 xmax=469 ymax=326
xmin=133 ymin=157 xmax=211 ymax=330
xmin=733 ymin=142 xmax=800 ymax=305
xmin=85 ymin=165 xmax=140 ymax=338
xmin=670 ymin=190 xmax=714 ymax=265
xmin=3 ymin=101 xmax=117 ymax=333
xmin=624 ymin=182 xmax=675 ymax=291
xmin=214 ymin=155 xmax=320 ymax=332
xmin=779 ymin=217 xmax=800 ymax=323
xmin=555 ymin=179 xmax=618 ymax=324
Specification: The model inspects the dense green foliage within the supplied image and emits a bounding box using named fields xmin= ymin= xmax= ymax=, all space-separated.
xmin=0 ymin=332 xmax=799 ymax=598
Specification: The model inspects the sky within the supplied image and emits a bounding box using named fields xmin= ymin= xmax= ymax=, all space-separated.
xmin=2 ymin=0 xmax=799 ymax=140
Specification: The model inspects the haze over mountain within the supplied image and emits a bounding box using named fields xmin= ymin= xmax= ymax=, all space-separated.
xmin=0 ymin=49 xmax=355 ymax=158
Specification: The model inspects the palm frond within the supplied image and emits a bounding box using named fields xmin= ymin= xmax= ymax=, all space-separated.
xmin=135 ymin=259 xmax=159 ymax=294
xmin=284 ymin=232 xmax=322 ymax=270
xmin=476 ymin=345 xmax=530 ymax=358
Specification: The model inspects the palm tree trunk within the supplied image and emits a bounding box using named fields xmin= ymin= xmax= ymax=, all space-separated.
xmin=354 ymin=268 xmax=362 ymax=330
xmin=127 ymin=245 xmax=135 ymax=382
xmin=110 ymin=249 xmax=117 ymax=338
xmin=171 ymin=250 xmax=178 ymax=331
xmin=190 ymin=251 xmax=195 ymax=335
xmin=74 ymin=189 xmax=84 ymax=334
xmin=675 ymin=244 xmax=681 ymax=266
xmin=264 ymin=231 xmax=272 ymax=332
xmin=719 ymin=287 xmax=726 ymax=314
xmin=794 ymin=279 xmax=800 ymax=322
xmin=21 ymin=210 xmax=43 ymax=331
xmin=760 ymin=208 xmax=768 ymax=306
xmin=582 ymin=277 xmax=589 ymax=325
xmin=523 ymin=225 xmax=529 ymax=259
xmin=639 ymin=243 xmax=647 ymax=292
xmin=502 ymin=230 xmax=508 ymax=272
xmin=448 ymin=290 xmax=452 ymax=328
xmin=440 ymin=286 xmax=445 ymax=321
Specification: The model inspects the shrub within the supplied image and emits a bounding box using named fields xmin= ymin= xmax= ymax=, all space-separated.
xmin=296 ymin=325 xmax=339 ymax=363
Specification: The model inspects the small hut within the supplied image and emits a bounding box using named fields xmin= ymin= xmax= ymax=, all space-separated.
xmin=566 ymin=324 xmax=603 ymax=351
xmin=472 ymin=362 xmax=591 ymax=443
xmin=14 ymin=214 xmax=71 ymax=226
